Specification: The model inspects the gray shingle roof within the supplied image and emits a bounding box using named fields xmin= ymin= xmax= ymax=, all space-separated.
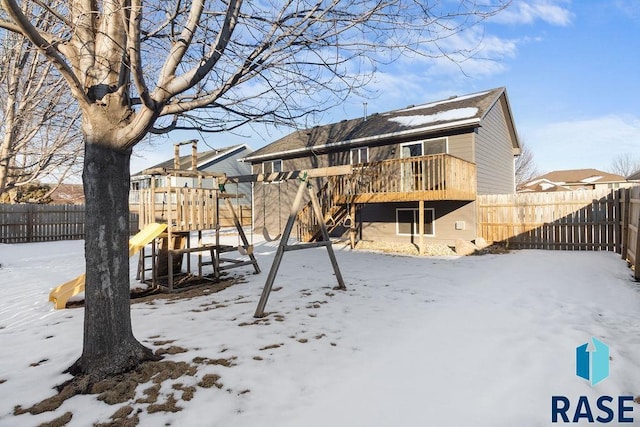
xmin=134 ymin=144 xmax=247 ymax=175
xmin=245 ymin=87 xmax=507 ymax=162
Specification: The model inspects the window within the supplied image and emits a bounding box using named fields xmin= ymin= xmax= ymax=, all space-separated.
xmin=350 ymin=147 xmax=369 ymax=164
xmin=262 ymin=159 xmax=283 ymax=174
xmin=396 ymin=208 xmax=435 ymax=236
xmin=399 ymin=138 xmax=447 ymax=158
xmin=423 ymin=138 xmax=447 ymax=155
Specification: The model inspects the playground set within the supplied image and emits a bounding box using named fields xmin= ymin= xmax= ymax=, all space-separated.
xmin=49 ymin=143 xmax=347 ymax=317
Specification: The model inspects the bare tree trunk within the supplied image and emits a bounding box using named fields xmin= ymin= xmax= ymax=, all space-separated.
xmin=67 ymin=142 xmax=156 ymax=378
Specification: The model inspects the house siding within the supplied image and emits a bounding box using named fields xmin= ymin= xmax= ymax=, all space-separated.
xmin=202 ymin=148 xmax=253 ymax=206
xmin=475 ymin=98 xmax=515 ymax=194
xmin=447 ymin=133 xmax=474 ymax=163
xmin=356 ymin=201 xmax=476 ymax=245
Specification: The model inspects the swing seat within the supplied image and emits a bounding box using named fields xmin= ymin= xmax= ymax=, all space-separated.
xmin=262 ymin=227 xmax=282 ymax=242
xmin=237 ymin=244 xmax=254 ymax=256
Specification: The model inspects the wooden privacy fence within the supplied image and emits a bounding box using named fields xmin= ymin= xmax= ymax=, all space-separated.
xmin=478 ymin=189 xmax=620 ymax=251
xmin=0 ymin=204 xmax=85 ymax=243
xmin=621 ymin=186 xmax=640 ymax=280
xmin=478 ymin=187 xmax=640 ymax=279
xmin=0 ymin=204 xmax=139 ymax=243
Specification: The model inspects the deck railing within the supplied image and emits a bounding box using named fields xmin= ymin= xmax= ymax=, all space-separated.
xmin=297 ymin=154 xmax=477 ymax=241
xmin=331 ymin=153 xmax=476 ymax=203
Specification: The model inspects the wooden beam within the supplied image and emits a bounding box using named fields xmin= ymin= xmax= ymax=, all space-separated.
xmin=255 ymin=178 xmax=308 ymax=317
xmin=141 ymin=168 xmax=226 ymax=178
xmin=225 ymin=165 xmax=353 ymax=184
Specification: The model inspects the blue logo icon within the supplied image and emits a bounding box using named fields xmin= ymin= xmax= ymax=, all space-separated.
xmin=576 ymin=337 xmax=609 ymax=386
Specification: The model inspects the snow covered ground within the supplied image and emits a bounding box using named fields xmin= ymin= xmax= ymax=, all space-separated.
xmin=1 ymin=235 xmax=640 ymax=426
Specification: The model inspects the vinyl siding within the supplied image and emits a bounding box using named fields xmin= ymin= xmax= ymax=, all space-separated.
xmin=357 ymin=201 xmax=476 ymax=245
xmin=447 ymin=133 xmax=474 ymax=163
xmin=201 ymin=147 xmax=253 ymax=206
xmin=475 ymin=98 xmax=515 ymax=194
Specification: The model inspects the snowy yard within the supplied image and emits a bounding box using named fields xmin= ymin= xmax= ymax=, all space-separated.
xmin=1 ymin=236 xmax=640 ymax=426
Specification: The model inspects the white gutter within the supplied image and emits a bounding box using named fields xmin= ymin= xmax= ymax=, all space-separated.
xmin=243 ymin=117 xmax=481 ymax=162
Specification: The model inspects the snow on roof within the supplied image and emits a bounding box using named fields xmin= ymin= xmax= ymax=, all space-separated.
xmin=387 ymin=107 xmax=479 ymax=127
xmin=580 ymin=175 xmax=603 ymax=183
xmin=392 ymin=91 xmax=490 ymax=114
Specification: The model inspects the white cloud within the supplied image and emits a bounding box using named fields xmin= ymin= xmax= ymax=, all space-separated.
xmin=492 ymin=0 xmax=573 ymax=26
xmin=615 ymin=0 xmax=640 ymax=21
xmin=521 ymin=114 xmax=640 ymax=173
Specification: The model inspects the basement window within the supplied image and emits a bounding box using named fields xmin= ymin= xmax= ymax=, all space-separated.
xmin=396 ymin=208 xmax=435 ymax=236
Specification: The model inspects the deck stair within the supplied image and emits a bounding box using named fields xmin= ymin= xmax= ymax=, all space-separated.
xmin=297 ymin=179 xmax=348 ymax=242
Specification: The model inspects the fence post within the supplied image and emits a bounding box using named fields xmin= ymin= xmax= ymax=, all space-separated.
xmin=620 ymin=188 xmax=629 ymax=259
xmin=26 ymin=204 xmax=34 ymax=243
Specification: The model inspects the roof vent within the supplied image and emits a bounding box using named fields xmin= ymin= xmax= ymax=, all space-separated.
xmin=448 ymin=95 xmax=458 ymax=100
xmin=406 ymin=104 xmax=415 ymax=109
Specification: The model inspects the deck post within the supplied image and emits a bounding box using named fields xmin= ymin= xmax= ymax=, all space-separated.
xmin=418 ymin=200 xmax=425 ymax=255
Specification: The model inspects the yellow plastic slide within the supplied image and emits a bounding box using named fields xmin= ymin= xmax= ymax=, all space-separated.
xmin=48 ymin=223 xmax=168 ymax=309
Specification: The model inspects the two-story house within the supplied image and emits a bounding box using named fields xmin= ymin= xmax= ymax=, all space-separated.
xmin=243 ymin=87 xmax=521 ymax=248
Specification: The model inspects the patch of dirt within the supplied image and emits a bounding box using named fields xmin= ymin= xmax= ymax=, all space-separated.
xmin=259 ymin=343 xmax=283 ymax=351
xmin=191 ymin=356 xmax=237 ymax=367
xmin=96 ymin=406 xmax=139 ymax=427
xmin=65 ymin=276 xmax=245 ymax=309
xmin=30 ymin=359 xmax=49 ymax=367
xmin=198 ymin=374 xmax=223 ymax=389
xmin=135 ymin=385 xmax=160 ymax=404
xmin=147 ymin=395 xmax=181 ymax=413
xmin=172 ymin=383 xmax=196 ymax=401
xmin=151 ymin=339 xmax=175 ymax=346
xmin=38 ymin=411 xmax=72 ymax=427
xmin=155 ymin=346 xmax=188 ymax=356
xmin=238 ymin=317 xmax=271 ymax=327
xmin=12 ymin=356 xmax=219 ymax=423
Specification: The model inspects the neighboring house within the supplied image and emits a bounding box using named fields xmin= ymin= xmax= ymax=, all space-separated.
xmin=49 ymin=184 xmax=85 ymax=204
xmin=130 ymin=143 xmax=253 ymax=207
xmin=243 ymin=87 xmax=521 ymax=246
xmin=521 ymin=169 xmax=632 ymax=193
xmin=628 ymin=170 xmax=640 ymax=182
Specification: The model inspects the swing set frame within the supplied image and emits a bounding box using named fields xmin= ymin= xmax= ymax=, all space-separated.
xmin=223 ymin=165 xmax=352 ymax=317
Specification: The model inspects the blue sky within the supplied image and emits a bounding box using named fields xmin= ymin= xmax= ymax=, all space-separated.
xmin=132 ymin=0 xmax=640 ymax=176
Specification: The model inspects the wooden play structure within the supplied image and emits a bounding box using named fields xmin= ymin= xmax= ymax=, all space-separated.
xmin=50 ymin=142 xmax=351 ymax=315
xmin=134 ymin=153 xmax=260 ymax=291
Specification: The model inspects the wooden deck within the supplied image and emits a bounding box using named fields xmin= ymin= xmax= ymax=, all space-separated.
xmin=297 ymin=154 xmax=476 ymax=242
xmin=330 ymin=153 xmax=476 ymax=203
